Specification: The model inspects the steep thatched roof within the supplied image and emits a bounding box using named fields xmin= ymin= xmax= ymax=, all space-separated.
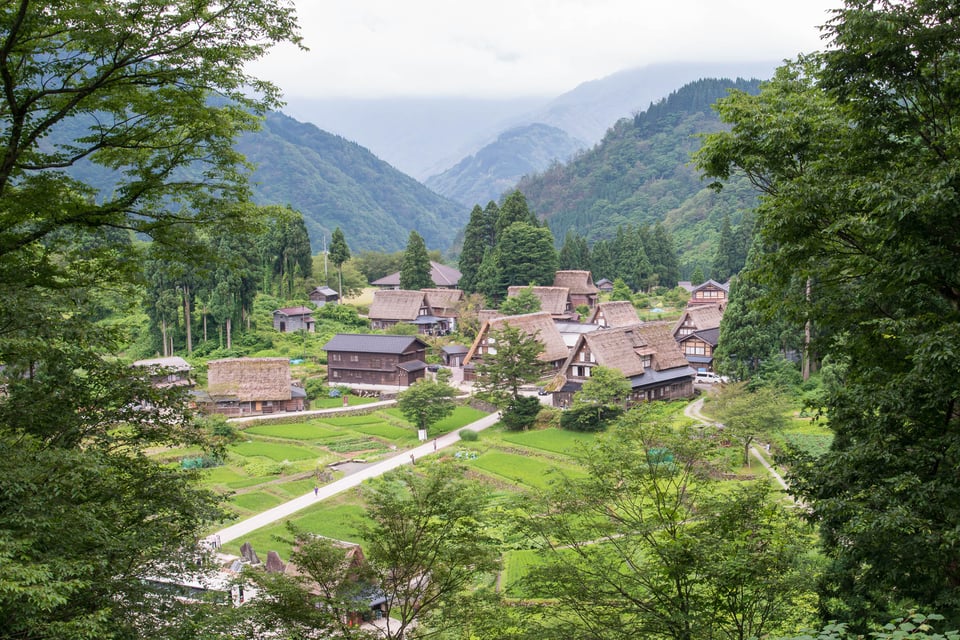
xmin=673 ymin=302 xmax=724 ymax=335
xmin=368 ymin=289 xmax=426 ymax=322
xmin=553 ymin=270 xmax=598 ymax=294
xmin=565 ymin=322 xmax=689 ymax=378
xmin=588 ymin=301 xmax=641 ymax=327
xmin=423 ymin=288 xmax=464 ymax=316
xmin=506 ymin=286 xmax=571 ymax=316
xmin=207 ymin=357 xmax=291 ymax=402
xmin=465 ymin=311 xmax=569 ymax=365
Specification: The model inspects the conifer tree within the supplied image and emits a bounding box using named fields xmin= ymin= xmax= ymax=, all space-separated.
xmin=400 ymin=230 xmax=433 ymax=291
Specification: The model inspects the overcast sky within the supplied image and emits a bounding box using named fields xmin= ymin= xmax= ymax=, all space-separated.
xmin=249 ymin=1 xmax=844 ymax=100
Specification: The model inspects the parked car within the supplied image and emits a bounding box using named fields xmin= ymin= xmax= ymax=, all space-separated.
xmin=694 ymin=371 xmax=727 ymax=385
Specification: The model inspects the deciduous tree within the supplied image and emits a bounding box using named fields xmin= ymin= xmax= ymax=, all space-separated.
xmin=360 ymin=462 xmax=500 ymax=640
xmin=696 ymin=2 xmax=960 ymax=624
xmin=519 ymin=410 xmax=816 ymax=640
xmin=397 ymin=378 xmax=457 ymax=437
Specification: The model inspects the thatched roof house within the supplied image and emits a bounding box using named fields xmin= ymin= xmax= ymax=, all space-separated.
xmin=552 ymin=270 xmax=599 ymax=309
xmin=463 ymin=311 xmax=569 ymax=373
xmin=204 ymin=357 xmax=305 ymax=416
xmin=506 ymin=286 xmax=576 ymax=320
xmin=368 ymin=289 xmax=427 ymax=330
xmin=422 ymin=288 xmax=464 ymax=318
xmin=674 ymin=302 xmax=724 ymax=337
xmin=588 ymin=300 xmax=641 ymax=328
xmin=554 ymin=322 xmax=695 ymax=407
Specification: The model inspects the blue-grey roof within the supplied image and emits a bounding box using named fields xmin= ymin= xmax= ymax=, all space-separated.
xmin=322 ymin=334 xmax=427 ymax=354
xmin=685 ymin=355 xmax=713 ymax=364
xmin=397 ymin=360 xmax=427 ymax=373
xmin=628 ymin=366 xmax=697 ymax=390
xmin=441 ymin=344 xmax=468 ymax=355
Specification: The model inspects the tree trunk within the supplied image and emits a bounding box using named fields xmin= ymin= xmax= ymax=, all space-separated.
xmin=160 ymin=317 xmax=169 ymax=357
xmin=183 ymin=284 xmax=192 ymax=354
xmin=226 ymin=317 xmax=232 ymax=350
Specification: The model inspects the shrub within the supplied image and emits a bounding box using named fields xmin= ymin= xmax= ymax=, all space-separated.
xmin=501 ymin=396 xmax=542 ymax=431
xmin=181 ymin=454 xmax=222 ymax=470
xmin=458 ymin=429 xmax=479 ymax=442
xmin=559 ymin=404 xmax=624 ymax=432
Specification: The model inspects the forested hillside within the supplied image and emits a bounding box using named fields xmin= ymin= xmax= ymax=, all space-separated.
xmin=425 ymin=123 xmax=585 ymax=207
xmin=518 ymin=78 xmax=763 ymax=273
xmin=238 ymin=112 xmax=467 ymax=253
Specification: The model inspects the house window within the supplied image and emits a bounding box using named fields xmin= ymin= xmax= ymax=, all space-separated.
xmin=350 ymin=354 xmax=360 ymax=362
xmin=371 ymin=358 xmax=382 ymax=368
xmin=332 ymin=370 xmax=340 ymax=378
xmin=330 ymin=353 xmax=341 ymax=361
xmin=641 ymin=355 xmax=652 ymax=368
xmin=685 ymin=344 xmax=706 ymax=356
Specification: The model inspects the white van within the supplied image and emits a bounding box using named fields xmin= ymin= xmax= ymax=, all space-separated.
xmin=694 ymin=371 xmax=726 ymax=384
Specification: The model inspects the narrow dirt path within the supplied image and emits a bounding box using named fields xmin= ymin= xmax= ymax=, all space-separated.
xmin=685 ymin=396 xmax=792 ymax=495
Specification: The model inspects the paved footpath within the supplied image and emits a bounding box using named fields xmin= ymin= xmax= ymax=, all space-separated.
xmin=211 ymin=411 xmax=501 ymax=545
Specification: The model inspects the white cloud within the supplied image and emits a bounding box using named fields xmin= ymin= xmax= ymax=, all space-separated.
xmin=249 ymin=0 xmax=842 ymax=99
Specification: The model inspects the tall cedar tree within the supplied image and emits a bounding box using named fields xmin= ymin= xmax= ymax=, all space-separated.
xmin=328 ymin=226 xmax=351 ymax=297
xmin=458 ymin=204 xmax=488 ymax=293
xmin=0 ymin=1 xmax=300 ymax=638
xmin=399 ymin=230 xmax=433 ymax=291
xmin=697 ymin=1 xmax=960 ymax=626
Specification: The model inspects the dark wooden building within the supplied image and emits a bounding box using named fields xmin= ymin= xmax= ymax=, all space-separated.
xmin=323 ymin=334 xmax=429 ymax=387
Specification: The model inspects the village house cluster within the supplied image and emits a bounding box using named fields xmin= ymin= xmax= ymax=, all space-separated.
xmin=132 ymin=268 xmax=728 ymax=417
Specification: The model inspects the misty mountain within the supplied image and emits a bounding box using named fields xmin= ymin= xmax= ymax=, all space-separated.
xmin=518 ymin=77 xmax=764 ymax=274
xmin=237 ymin=112 xmax=468 ymax=254
xmin=280 ymin=61 xmax=778 ymax=183
xmin=424 ymin=123 xmax=585 ymax=208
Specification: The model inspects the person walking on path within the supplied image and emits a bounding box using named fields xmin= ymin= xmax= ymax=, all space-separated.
xmin=211 ymin=411 xmax=501 ymax=545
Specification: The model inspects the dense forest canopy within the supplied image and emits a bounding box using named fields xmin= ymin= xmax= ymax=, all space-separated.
xmin=518 ymin=77 xmax=763 ymax=276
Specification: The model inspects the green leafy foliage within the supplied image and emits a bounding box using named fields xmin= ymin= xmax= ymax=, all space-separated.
xmin=696 ymin=3 xmax=960 ymax=626
xmin=500 ymin=395 xmax=542 ymax=432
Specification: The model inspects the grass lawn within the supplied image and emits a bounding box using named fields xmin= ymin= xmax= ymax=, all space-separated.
xmin=230 ymin=441 xmax=320 ymax=462
xmin=229 ymin=491 xmax=286 ymax=514
xmin=470 ymin=451 xmax=584 ymax=490
xmin=499 ymin=427 xmax=596 ymax=456
xmin=219 ymin=497 xmax=369 ymax=558
xmin=202 ymin=466 xmax=269 ymax=491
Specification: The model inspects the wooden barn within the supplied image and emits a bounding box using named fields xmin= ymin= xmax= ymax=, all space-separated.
xmin=204 ymin=357 xmax=306 ymax=417
xmin=309 ymin=285 xmax=340 ymax=307
xmin=272 ymin=306 xmax=316 ymax=333
xmin=131 ymin=355 xmax=194 ymax=388
xmin=323 ymin=334 xmax=428 ymax=387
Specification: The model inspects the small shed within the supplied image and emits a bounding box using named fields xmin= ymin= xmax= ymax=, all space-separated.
xmin=309 ymin=286 xmax=340 ymax=307
xmin=273 ymin=306 xmax=316 ymax=333
xmin=441 ymin=344 xmax=469 ymax=367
